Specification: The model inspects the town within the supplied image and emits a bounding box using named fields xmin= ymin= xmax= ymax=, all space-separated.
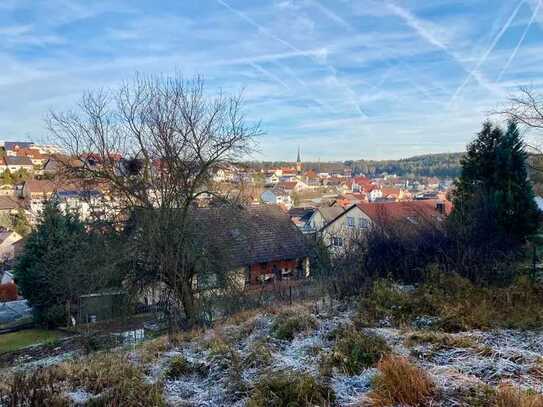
xmin=1 ymin=1 xmax=543 ymax=406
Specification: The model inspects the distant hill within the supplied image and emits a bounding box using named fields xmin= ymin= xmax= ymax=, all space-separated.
xmin=347 ymin=153 xmax=465 ymax=178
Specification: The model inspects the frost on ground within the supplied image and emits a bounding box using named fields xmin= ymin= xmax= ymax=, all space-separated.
xmin=140 ymin=303 xmax=543 ymax=406
xmin=3 ymin=302 xmax=542 ymax=406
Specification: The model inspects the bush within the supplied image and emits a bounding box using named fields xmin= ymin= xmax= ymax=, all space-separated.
xmin=271 ymin=311 xmax=317 ymax=341
xmin=247 ymin=371 xmax=335 ymax=407
xmin=320 ymin=326 xmax=390 ymax=376
xmin=369 ymin=355 xmax=435 ymax=407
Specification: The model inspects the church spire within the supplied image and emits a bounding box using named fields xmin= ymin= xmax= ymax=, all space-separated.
xmin=296 ymin=145 xmax=302 ymax=175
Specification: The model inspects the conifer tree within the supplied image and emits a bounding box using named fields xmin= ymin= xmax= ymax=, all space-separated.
xmin=450 ymin=120 xmax=539 ymax=246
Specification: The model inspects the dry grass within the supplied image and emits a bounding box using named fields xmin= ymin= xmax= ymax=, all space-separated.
xmin=405 ymin=331 xmax=478 ymax=350
xmin=0 ymin=352 xmax=165 ymax=406
xmin=368 ymin=355 xmax=435 ymax=407
xmin=137 ymin=336 xmax=171 ymax=364
xmin=495 ymin=384 xmax=543 ymax=407
xmin=358 ymin=274 xmax=543 ymax=332
xmin=271 ymin=309 xmax=317 ymax=341
xmin=247 ymin=371 xmax=335 ymax=407
xmin=320 ymin=326 xmax=390 ymax=376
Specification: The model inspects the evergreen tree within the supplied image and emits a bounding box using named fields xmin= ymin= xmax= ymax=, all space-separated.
xmin=450 ymin=120 xmax=539 ymax=246
xmin=14 ymin=204 xmax=107 ymax=326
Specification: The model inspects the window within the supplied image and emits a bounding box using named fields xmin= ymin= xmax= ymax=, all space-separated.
xmin=358 ymin=218 xmax=369 ymax=228
xmin=347 ymin=216 xmax=354 ymax=227
xmin=332 ymin=237 xmax=343 ymax=247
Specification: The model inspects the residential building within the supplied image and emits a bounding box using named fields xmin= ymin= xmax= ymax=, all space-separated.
xmin=319 ymin=200 xmax=452 ymax=252
xmin=192 ymin=205 xmax=310 ymax=287
xmin=304 ymin=205 xmax=345 ymax=233
xmin=261 ymin=188 xmax=293 ymax=209
xmin=2 ymin=156 xmax=34 ymax=174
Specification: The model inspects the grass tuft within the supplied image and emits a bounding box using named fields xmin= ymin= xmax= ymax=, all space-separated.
xmin=368 ymin=355 xmax=435 ymax=407
xmin=271 ymin=311 xmax=317 ymax=341
xmin=247 ymin=371 xmax=335 ymax=407
xmin=320 ymin=326 xmax=390 ymax=376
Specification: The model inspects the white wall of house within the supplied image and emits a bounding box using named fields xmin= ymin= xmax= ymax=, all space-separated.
xmin=320 ymin=206 xmax=373 ymax=253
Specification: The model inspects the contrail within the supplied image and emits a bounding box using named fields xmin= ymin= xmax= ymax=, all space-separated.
xmin=449 ymin=0 xmax=524 ymax=103
xmin=498 ymin=0 xmax=541 ymax=81
xmin=249 ymin=62 xmax=291 ymax=92
xmin=216 ymin=0 xmax=367 ymax=119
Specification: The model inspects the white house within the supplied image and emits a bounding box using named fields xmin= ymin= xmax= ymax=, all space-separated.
xmin=1 ymin=156 xmax=34 ymax=174
xmin=0 ymin=230 xmax=23 ymax=262
xmin=261 ymin=188 xmax=293 ymax=209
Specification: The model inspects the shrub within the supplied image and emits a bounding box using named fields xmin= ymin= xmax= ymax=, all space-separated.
xmin=247 ymin=371 xmax=335 ymax=407
xmin=369 ymin=355 xmax=435 ymax=407
xmin=320 ymin=326 xmax=390 ymax=376
xmin=271 ymin=311 xmax=317 ymax=341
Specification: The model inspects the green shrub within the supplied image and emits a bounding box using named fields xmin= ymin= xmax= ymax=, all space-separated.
xmin=271 ymin=312 xmax=317 ymax=341
xmin=320 ymin=326 xmax=390 ymax=376
xmin=247 ymin=371 xmax=335 ymax=407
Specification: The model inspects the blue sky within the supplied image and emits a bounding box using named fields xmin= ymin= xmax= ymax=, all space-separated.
xmin=0 ymin=0 xmax=542 ymax=161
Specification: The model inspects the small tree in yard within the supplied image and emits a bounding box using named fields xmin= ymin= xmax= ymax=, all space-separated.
xmin=450 ymin=120 xmax=539 ymax=250
xmin=48 ymin=74 xmax=260 ymax=328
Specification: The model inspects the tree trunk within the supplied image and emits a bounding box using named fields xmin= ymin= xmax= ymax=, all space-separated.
xmin=179 ymin=278 xmax=197 ymax=327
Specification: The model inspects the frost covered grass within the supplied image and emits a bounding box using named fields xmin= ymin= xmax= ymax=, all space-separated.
xmin=0 ymin=352 xmax=165 ymax=406
xmin=1 ymin=298 xmax=543 ymax=406
xmin=247 ymin=371 xmax=335 ymax=407
xmin=320 ymin=325 xmax=390 ymax=376
xmin=271 ymin=308 xmax=317 ymax=340
xmin=358 ymin=274 xmax=543 ymax=331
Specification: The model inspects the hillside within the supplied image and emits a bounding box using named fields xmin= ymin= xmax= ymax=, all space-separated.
xmin=1 ymin=275 xmax=543 ymax=406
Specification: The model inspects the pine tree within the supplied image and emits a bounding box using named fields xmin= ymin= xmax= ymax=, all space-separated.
xmin=450 ymin=120 xmax=539 ymax=246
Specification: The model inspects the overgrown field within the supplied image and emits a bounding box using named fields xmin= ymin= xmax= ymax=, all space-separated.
xmin=1 ymin=274 xmax=543 ymax=406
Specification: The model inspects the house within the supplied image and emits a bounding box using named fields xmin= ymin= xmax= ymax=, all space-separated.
xmin=276 ymin=181 xmax=304 ymax=194
xmin=261 ymin=188 xmax=293 ymax=209
xmin=351 ymin=176 xmax=374 ymax=192
xmin=4 ymin=141 xmax=34 ymax=156
xmin=54 ymin=190 xmax=102 ymax=221
xmin=287 ymin=207 xmax=315 ymax=230
xmin=367 ymin=186 xmax=383 ymax=202
xmin=3 ymin=156 xmax=34 ymax=173
xmin=14 ymin=148 xmax=48 ymax=167
xmin=0 ymin=196 xmax=24 ymax=216
xmin=319 ymin=200 xmax=452 ymax=252
xmin=304 ymin=205 xmax=346 ymax=233
xmin=0 ymin=229 xmax=23 ymax=262
xmin=192 ymin=205 xmax=310 ymax=287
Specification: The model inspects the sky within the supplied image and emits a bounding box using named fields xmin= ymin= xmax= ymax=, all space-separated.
xmin=0 ymin=0 xmax=542 ymax=161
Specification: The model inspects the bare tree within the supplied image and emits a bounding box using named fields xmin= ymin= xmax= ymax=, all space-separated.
xmin=499 ymin=87 xmax=543 ymax=131
xmin=47 ymin=74 xmax=261 ymax=327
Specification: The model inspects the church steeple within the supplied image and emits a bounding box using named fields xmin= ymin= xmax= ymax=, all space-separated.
xmin=296 ymin=145 xmax=302 ymax=175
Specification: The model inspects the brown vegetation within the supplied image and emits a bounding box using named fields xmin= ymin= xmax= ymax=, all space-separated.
xmin=368 ymin=355 xmax=435 ymax=407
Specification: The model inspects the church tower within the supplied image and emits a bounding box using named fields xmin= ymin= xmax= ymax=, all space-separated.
xmin=296 ymin=145 xmax=302 ymax=175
